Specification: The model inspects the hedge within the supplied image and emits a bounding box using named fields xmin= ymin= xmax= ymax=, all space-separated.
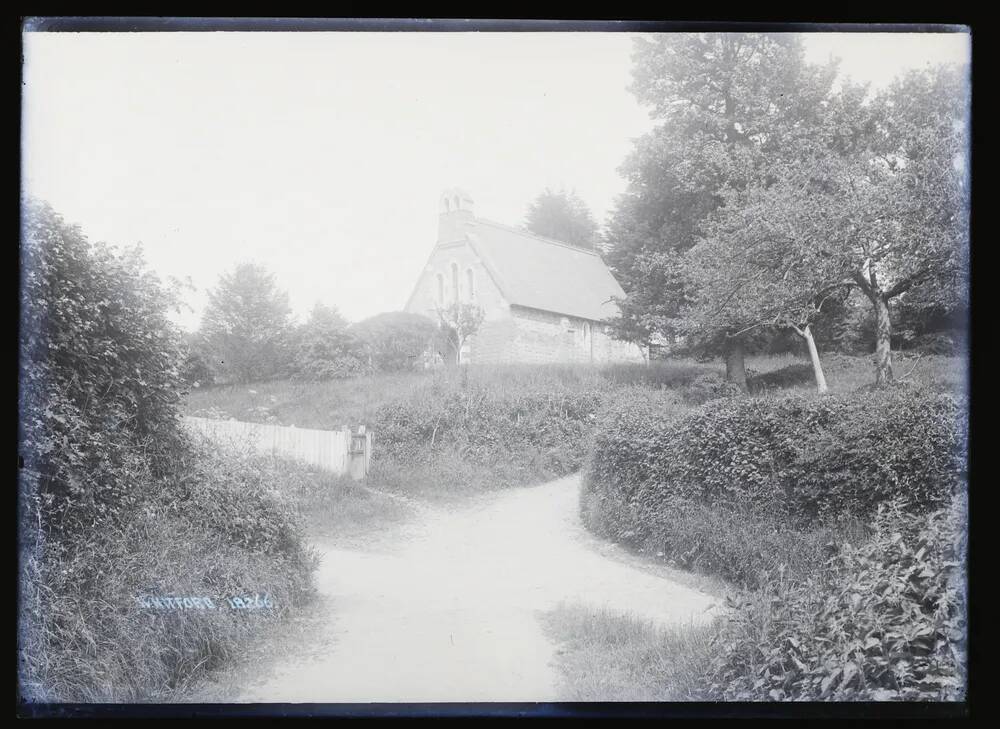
xmin=586 ymin=386 xmax=967 ymax=526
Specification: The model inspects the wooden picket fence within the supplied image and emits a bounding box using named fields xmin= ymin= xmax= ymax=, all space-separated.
xmin=183 ymin=416 xmax=372 ymax=479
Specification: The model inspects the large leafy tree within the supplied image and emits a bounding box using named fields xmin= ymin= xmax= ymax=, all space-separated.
xmin=685 ymin=64 xmax=969 ymax=387
xmin=524 ymin=188 xmax=599 ymax=250
xmin=679 ymin=80 xmax=878 ymax=392
xmin=604 ymin=33 xmax=840 ymax=385
xmin=198 ymin=263 xmax=295 ymax=384
xmin=848 ymin=64 xmax=970 ymax=384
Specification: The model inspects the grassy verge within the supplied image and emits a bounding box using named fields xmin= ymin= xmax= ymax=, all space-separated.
xmin=268 ymin=456 xmax=418 ymax=544
xmin=539 ymin=603 xmax=717 ymax=701
xmin=18 ymin=440 xmax=321 ymax=703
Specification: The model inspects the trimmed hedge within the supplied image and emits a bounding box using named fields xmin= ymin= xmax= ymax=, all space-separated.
xmin=586 ymin=386 xmax=966 ymax=526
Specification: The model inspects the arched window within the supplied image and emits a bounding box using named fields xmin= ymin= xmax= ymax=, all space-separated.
xmin=436 ymin=273 xmax=444 ymax=305
xmin=454 ymin=196 xmax=461 ymax=210
xmin=466 ymin=268 xmax=475 ymax=300
xmin=444 ymin=198 xmax=450 ymax=212
xmin=451 ymin=263 xmax=459 ymax=302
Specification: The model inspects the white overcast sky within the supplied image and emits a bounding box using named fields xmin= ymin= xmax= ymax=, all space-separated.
xmin=21 ymin=30 xmax=971 ymax=330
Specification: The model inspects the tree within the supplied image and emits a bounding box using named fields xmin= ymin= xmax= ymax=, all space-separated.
xmin=198 ymin=263 xmax=294 ymax=384
xmin=349 ymin=311 xmax=437 ymax=373
xmin=290 ymin=302 xmax=365 ymax=381
xmin=435 ymin=301 xmax=485 ymax=365
xmin=19 ymin=199 xmax=188 ymax=538
xmin=681 ymin=170 xmax=854 ymax=394
xmin=847 ymin=65 xmax=970 ymax=384
xmin=604 ymin=33 xmax=841 ymax=384
xmin=692 ymin=64 xmax=969 ymax=387
xmin=524 ymin=188 xmax=599 ymax=250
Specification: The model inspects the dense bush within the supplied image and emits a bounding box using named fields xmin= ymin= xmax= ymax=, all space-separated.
xmin=18 ymin=441 xmax=318 ymax=702
xmin=705 ymin=494 xmax=967 ymax=701
xmin=746 ymin=363 xmax=814 ymax=393
xmin=20 ymin=200 xmax=189 ymax=538
xmin=18 ymin=202 xmax=317 ymax=702
xmin=587 ymin=387 xmax=966 ymax=528
xmin=289 ymin=303 xmax=366 ymax=381
xmin=680 ymin=373 xmax=743 ymax=404
xmin=349 ymin=311 xmax=438 ymax=373
xmin=180 ymin=346 xmax=217 ymax=389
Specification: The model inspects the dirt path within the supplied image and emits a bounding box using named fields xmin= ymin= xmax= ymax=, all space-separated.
xmin=231 ymin=475 xmax=721 ymax=703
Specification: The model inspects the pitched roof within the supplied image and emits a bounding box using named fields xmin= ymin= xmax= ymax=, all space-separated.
xmin=466 ymin=219 xmax=625 ymax=322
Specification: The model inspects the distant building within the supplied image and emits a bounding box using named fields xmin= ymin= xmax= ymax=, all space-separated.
xmin=404 ymin=188 xmax=646 ymax=365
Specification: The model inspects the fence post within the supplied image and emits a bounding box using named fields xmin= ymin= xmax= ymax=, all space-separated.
xmin=349 ymin=425 xmax=369 ymax=481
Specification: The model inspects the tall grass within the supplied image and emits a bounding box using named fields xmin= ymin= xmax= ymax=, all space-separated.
xmin=540 ymin=603 xmax=718 ymax=701
xmin=19 ymin=440 xmax=321 ymax=703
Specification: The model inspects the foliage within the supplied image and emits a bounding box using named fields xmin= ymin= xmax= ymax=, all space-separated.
xmin=680 ymin=373 xmax=743 ymax=405
xmin=590 ymin=387 xmax=965 ymax=524
xmin=290 ymin=302 xmax=366 ymax=381
xmin=582 ymin=386 xmax=967 ymax=586
xmin=19 ymin=441 xmax=319 ymax=702
xmin=179 ymin=332 xmax=216 ymax=388
xmin=18 ymin=202 xmax=317 ymax=701
xmin=349 ymin=311 xmax=437 ymax=373
xmin=371 ymin=375 xmax=607 ymax=493
xmin=524 ymin=187 xmax=599 ymax=250
xmin=604 ymin=33 xmax=840 ymax=346
xmin=434 ymin=301 xmax=485 ymax=365
xmin=746 ymin=363 xmax=814 ymax=393
xmin=706 ymin=495 xmax=967 ymax=701
xmin=19 ymin=199 xmax=189 ymax=539
xmin=198 ymin=262 xmax=295 ymax=384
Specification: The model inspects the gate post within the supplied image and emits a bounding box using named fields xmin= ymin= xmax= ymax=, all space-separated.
xmin=349 ymin=425 xmax=371 ymax=481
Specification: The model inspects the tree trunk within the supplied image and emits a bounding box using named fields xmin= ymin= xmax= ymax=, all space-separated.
xmin=724 ymin=336 xmax=747 ymax=391
xmin=801 ymin=324 xmax=829 ymax=394
xmin=873 ymin=295 xmax=894 ymax=386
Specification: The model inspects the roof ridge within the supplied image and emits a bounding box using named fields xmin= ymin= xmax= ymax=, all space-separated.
xmin=474 ymin=217 xmax=599 ymax=256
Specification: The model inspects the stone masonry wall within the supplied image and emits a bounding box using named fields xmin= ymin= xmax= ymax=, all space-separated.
xmin=509 ymin=306 xmax=645 ymax=365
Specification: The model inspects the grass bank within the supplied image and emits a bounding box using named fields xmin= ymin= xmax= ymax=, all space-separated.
xmin=540 ymin=603 xmax=717 ymax=701
xmin=19 ymin=438 xmax=320 ymax=703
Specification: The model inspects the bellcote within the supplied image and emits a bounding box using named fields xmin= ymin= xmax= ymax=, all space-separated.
xmin=437 ymin=188 xmax=475 ymax=244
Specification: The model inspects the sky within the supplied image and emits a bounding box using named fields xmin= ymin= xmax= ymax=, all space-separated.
xmin=21 ymin=30 xmax=971 ymax=330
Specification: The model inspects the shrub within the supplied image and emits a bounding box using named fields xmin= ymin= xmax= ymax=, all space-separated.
xmin=705 ymin=494 xmax=967 ymax=701
xmin=680 ymin=373 xmax=743 ymax=405
xmin=18 ymin=443 xmax=318 ymax=702
xmin=180 ymin=347 xmax=216 ymax=389
xmin=746 ymin=363 xmax=814 ymax=393
xmin=18 ymin=202 xmax=318 ymax=701
xmin=289 ymin=303 xmax=367 ymax=382
xmin=349 ymin=311 xmax=438 ymax=373
xmin=588 ymin=387 xmax=966 ymax=526
xmin=583 ymin=386 xmax=967 ymax=586
xmin=19 ymin=199 xmax=189 ymax=539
